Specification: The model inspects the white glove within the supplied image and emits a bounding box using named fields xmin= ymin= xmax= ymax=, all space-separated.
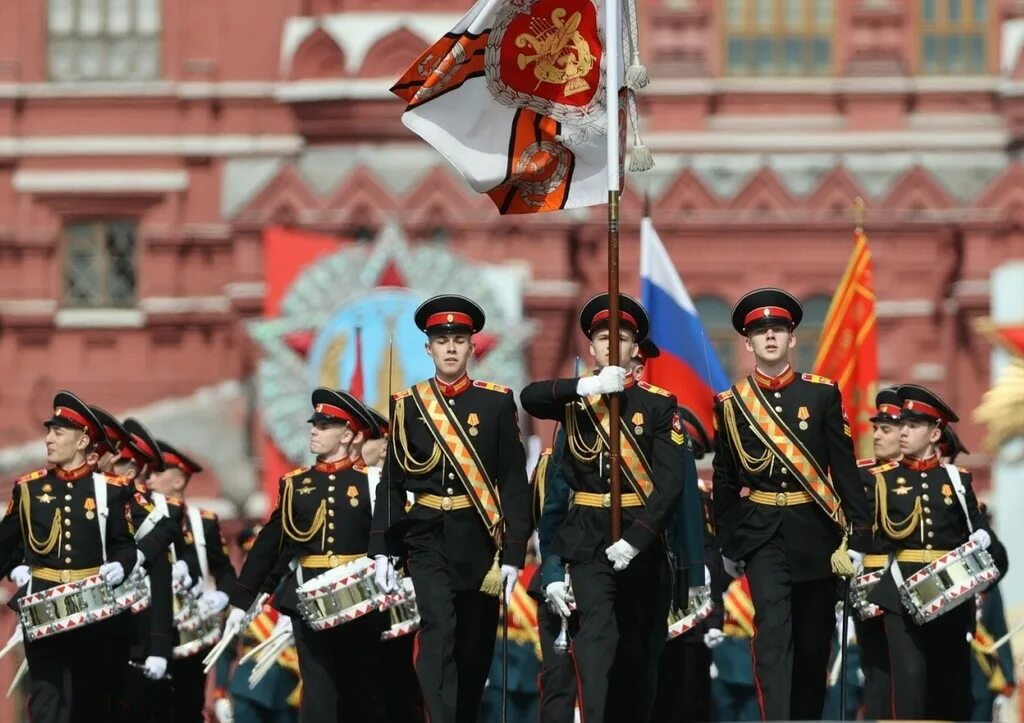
xmin=132 ymin=548 xmax=146 ymax=574
xmin=214 ymin=696 xmax=234 ymax=723
xmin=201 ymin=590 xmax=230 ymax=615
xmin=100 ymin=562 xmax=125 ymax=586
xmin=190 ymin=577 xmax=206 ymax=595
xmin=272 ymin=614 xmax=293 ymax=637
xmin=224 ymin=607 xmax=246 ymax=637
xmin=703 ymin=628 xmax=725 ymax=649
xmin=374 ymin=556 xmax=398 ymax=593
xmin=994 ymin=694 xmax=1009 ymax=722
xmin=171 ymin=559 xmax=192 ymax=589
xmin=500 ymin=565 xmax=519 ymax=603
xmin=709 ymin=662 xmax=719 ymax=680
xmin=723 ymin=556 xmax=745 ymax=579
xmin=576 ymin=365 xmax=627 ymax=396
xmin=142 ymin=655 xmax=168 ymax=680
xmin=847 ymin=549 xmax=864 ymax=574
xmin=545 ymin=581 xmax=573 ymax=618
xmin=10 ymin=565 xmax=30 ymax=587
xmin=704 ymin=565 xmax=711 ymax=586
xmin=605 ymin=539 xmax=640 ymax=572
xmin=970 ymin=529 xmax=992 ymax=550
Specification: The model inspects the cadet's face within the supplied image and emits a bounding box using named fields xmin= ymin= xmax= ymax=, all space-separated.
xmin=872 ymin=423 xmax=901 ymax=461
xmin=361 ymin=438 xmax=388 ymax=468
xmin=147 ymin=467 xmax=186 ymax=496
xmin=45 ymin=426 xmax=88 ymax=467
xmin=309 ymin=421 xmax=352 ymax=457
xmin=745 ymin=325 xmax=795 ymax=365
xmin=900 ymin=420 xmax=941 ymax=457
xmin=426 ymin=333 xmax=474 ymax=380
xmin=589 ymin=328 xmax=638 ymax=369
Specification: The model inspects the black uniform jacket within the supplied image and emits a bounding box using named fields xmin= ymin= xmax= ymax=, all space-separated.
xmin=867 ymin=457 xmax=989 ymax=614
xmin=369 ymin=378 xmax=531 ymax=591
xmin=519 ymin=376 xmax=686 ymax=561
xmin=0 ymin=465 xmax=137 ymax=595
xmin=182 ymin=506 xmax=236 ymax=594
xmin=232 ymin=459 xmax=374 ymax=611
xmin=712 ymin=373 xmax=872 ymax=581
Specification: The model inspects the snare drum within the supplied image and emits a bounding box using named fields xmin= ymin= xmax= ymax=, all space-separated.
xmin=19 ymin=575 xmax=121 ymax=641
xmin=173 ymin=613 xmax=223 ymax=659
xmin=897 ymin=540 xmax=1000 ymax=625
xmin=296 ymin=557 xmax=385 ymax=632
xmin=850 ymin=570 xmax=884 ymax=620
xmin=114 ymin=570 xmax=151 ymax=614
xmin=380 ymin=576 xmax=420 ymax=641
xmin=666 ymin=586 xmax=713 ymax=641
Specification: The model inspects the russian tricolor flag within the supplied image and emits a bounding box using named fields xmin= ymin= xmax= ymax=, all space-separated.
xmin=640 ymin=216 xmax=730 ymax=435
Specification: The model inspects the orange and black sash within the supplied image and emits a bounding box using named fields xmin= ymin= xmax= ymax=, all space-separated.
xmin=410 ymin=379 xmax=503 ymax=540
xmin=731 ymin=377 xmax=844 ymax=525
xmin=580 ymin=394 xmax=654 ymax=503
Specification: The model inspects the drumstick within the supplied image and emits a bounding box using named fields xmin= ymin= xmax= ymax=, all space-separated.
xmin=203 ymin=592 xmax=269 ymax=673
xmin=239 ymin=626 xmax=290 ymax=666
xmin=985 ymin=617 xmax=1024 ymax=654
xmin=5 ymin=660 xmax=27 ymax=698
xmin=248 ymin=632 xmax=293 ymax=689
xmin=0 ymin=628 xmax=22 ymax=662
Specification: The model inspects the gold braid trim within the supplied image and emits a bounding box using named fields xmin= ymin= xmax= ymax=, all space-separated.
xmin=564 ymin=404 xmax=602 ymax=463
xmin=393 ymin=397 xmax=441 ymax=474
xmin=722 ymin=396 xmax=772 ymax=474
xmin=873 ymin=471 xmax=922 ymax=541
xmin=20 ymin=488 xmax=61 ymax=556
xmin=281 ymin=478 xmax=326 ymax=545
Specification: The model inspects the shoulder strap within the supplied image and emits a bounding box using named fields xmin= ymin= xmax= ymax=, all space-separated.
xmin=942 ymin=464 xmax=974 ymax=534
xmin=92 ymin=472 xmax=108 ymax=563
xmin=187 ymin=506 xmax=210 ymax=582
xmin=366 ymin=466 xmax=381 ymax=517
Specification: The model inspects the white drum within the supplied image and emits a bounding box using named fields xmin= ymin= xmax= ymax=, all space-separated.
xmin=380 ymin=576 xmax=420 ymax=641
xmin=19 ymin=574 xmax=120 ymax=641
xmin=296 ymin=558 xmax=386 ymax=632
xmin=666 ymin=586 xmax=714 ymax=641
xmin=850 ymin=569 xmax=884 ymax=621
xmin=897 ymin=540 xmax=1000 ymax=625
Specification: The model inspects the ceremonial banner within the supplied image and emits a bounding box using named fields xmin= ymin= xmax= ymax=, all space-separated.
xmin=812 ymin=230 xmax=877 ymax=456
xmin=391 ymin=0 xmax=625 ymax=214
xmin=640 ymin=216 xmax=730 ymax=437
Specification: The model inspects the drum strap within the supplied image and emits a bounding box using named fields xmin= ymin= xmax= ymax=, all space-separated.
xmin=92 ymin=473 xmax=109 ymax=563
xmin=150 ymin=492 xmax=176 ymax=562
xmin=942 ymin=464 xmax=974 ymax=534
xmin=187 ymin=506 xmax=211 ymax=584
xmin=367 ymin=466 xmax=381 ymax=517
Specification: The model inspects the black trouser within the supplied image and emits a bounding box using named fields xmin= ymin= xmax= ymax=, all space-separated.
xmin=121 ymin=661 xmax=173 ymax=723
xmin=884 ymin=603 xmax=974 ymax=720
xmin=652 ymin=637 xmax=712 ymax=723
xmin=744 ymin=536 xmax=837 ymax=721
xmin=292 ymin=610 xmax=387 ymax=723
xmin=170 ymin=654 xmax=207 ymax=722
xmin=378 ymin=634 xmax=425 ymax=722
xmin=569 ymin=548 xmax=666 ymax=723
xmin=537 ymin=603 xmax=579 ymax=723
xmin=406 ymin=535 xmax=500 ymax=723
xmin=24 ymin=617 xmax=118 ymax=723
xmin=853 ymin=612 xmax=889 ymax=719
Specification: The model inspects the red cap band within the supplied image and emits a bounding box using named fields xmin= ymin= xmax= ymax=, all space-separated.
xmin=425 ymin=311 xmax=473 ymax=329
xmin=163 ymin=452 xmax=197 ymax=475
xmin=313 ymin=403 xmax=365 ymax=432
xmin=878 ymin=403 xmax=902 ymax=418
xmin=902 ymin=399 xmax=947 ymax=424
xmin=54 ymin=407 xmax=99 ymax=438
xmin=743 ymin=306 xmax=793 ymax=328
xmin=129 ymin=433 xmax=156 ymax=461
xmin=590 ymin=309 xmax=638 ymax=331
xmin=102 ymin=424 xmax=125 ymax=443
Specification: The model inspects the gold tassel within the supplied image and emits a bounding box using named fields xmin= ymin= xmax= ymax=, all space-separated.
xmin=830 ymin=533 xmax=856 ymax=578
xmin=479 ymin=550 xmax=502 ymax=597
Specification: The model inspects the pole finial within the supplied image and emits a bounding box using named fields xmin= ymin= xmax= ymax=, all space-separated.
xmin=853 ymin=196 xmax=867 ymax=235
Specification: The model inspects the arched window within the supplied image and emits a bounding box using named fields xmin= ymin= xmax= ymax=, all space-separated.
xmin=796 ymin=294 xmax=832 ymax=372
xmin=693 ymin=295 xmax=736 ymax=381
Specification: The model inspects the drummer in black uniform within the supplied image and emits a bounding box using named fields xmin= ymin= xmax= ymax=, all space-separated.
xmin=866 ymin=384 xmax=992 ymax=720
xmin=370 ymin=294 xmax=531 ymax=723
xmin=0 ymin=392 xmax=137 ymax=722
xmin=520 ymin=293 xmax=687 ymax=723
xmin=230 ymin=388 xmax=386 ymax=723
xmin=711 ymin=288 xmax=872 ymax=721
xmin=854 ymin=387 xmax=902 ymax=719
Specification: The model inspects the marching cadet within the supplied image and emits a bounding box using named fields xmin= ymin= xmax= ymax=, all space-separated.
xmin=867 ymin=384 xmax=992 ymax=720
xmin=0 ymin=392 xmax=137 ymax=722
xmin=149 ymin=439 xmax=237 ymax=722
xmin=854 ymin=387 xmax=902 ymax=719
xmin=370 ymin=294 xmax=531 ymax=723
xmin=712 ymin=288 xmax=872 ymax=721
xmin=520 ymin=293 xmax=687 ymax=723
xmin=229 ymin=388 xmax=386 ymax=723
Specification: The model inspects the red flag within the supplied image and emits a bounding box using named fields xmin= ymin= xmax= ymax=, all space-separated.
xmin=348 ymin=326 xmax=365 ymax=400
xmin=813 ymin=231 xmax=878 ymax=456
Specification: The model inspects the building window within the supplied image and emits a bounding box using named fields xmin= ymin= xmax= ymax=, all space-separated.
xmin=723 ymin=0 xmax=834 ymax=76
xmin=693 ymin=296 xmax=736 ymax=381
xmin=921 ymin=0 xmax=988 ymax=74
xmin=62 ymin=220 xmax=137 ymax=308
xmin=48 ymin=0 xmax=161 ymax=81
xmin=795 ymin=294 xmax=832 ymax=372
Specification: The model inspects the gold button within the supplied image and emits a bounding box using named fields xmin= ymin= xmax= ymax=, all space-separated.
xmin=64 ymin=531 xmax=71 ymax=538
xmin=775 ymin=492 xmax=787 ymax=506
xmin=446 ymin=487 xmax=454 ymax=494
xmin=60 ymin=569 xmax=71 ymax=583
xmin=925 ymin=544 xmax=933 ymax=550
xmin=328 ymin=510 xmax=335 ymax=517
xmin=601 ymin=493 xmax=611 ymax=508
xmin=922 ymin=495 xmax=930 ymax=502
xmin=774 ymin=392 xmax=781 ymax=399
xmin=64 ymin=557 xmax=72 ymax=564
xmin=920 ymin=473 xmax=927 ymax=478
xmin=327 ymin=486 xmax=335 ymax=492
xmin=64 ymin=506 xmax=71 ymax=512
xmin=441 ymin=497 xmax=453 ymax=511
xmin=64 ymin=495 xmax=72 ymax=501
xmin=328 ymin=497 xmax=335 ymax=503
xmin=925 ymin=518 xmax=932 ymax=525
xmin=921 ymin=483 xmax=929 ymax=490
xmin=781 ymin=482 xmax=788 ymax=489
xmin=327 ymin=536 xmax=334 ymax=544
xmin=927 ymin=531 xmax=934 ymax=538
xmin=328 ymin=523 xmax=335 ymax=530
xmin=447 ymin=399 xmax=454 ymax=406
xmin=328 ymin=555 xmax=339 ymax=568
xmin=448 ymin=473 xmax=455 ymax=480
xmin=924 ymin=507 xmax=931 ymax=513
xmin=64 ymin=544 xmax=71 ymax=551
xmin=328 ymin=475 xmax=336 ymax=481
xmin=774 ymin=406 xmax=783 ymax=412
xmin=780 ymin=468 xmax=788 ymax=474
xmin=66 ymin=482 xmax=72 ymax=488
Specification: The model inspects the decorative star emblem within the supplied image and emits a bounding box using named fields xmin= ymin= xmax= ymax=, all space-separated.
xmin=893 ymin=486 xmax=911 ymax=496
xmin=297 ymin=487 xmax=315 ymax=495
xmin=35 ymin=493 xmax=55 ymax=504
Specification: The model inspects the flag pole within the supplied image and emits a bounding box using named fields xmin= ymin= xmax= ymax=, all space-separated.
xmin=605 ymin=0 xmax=623 ymax=541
